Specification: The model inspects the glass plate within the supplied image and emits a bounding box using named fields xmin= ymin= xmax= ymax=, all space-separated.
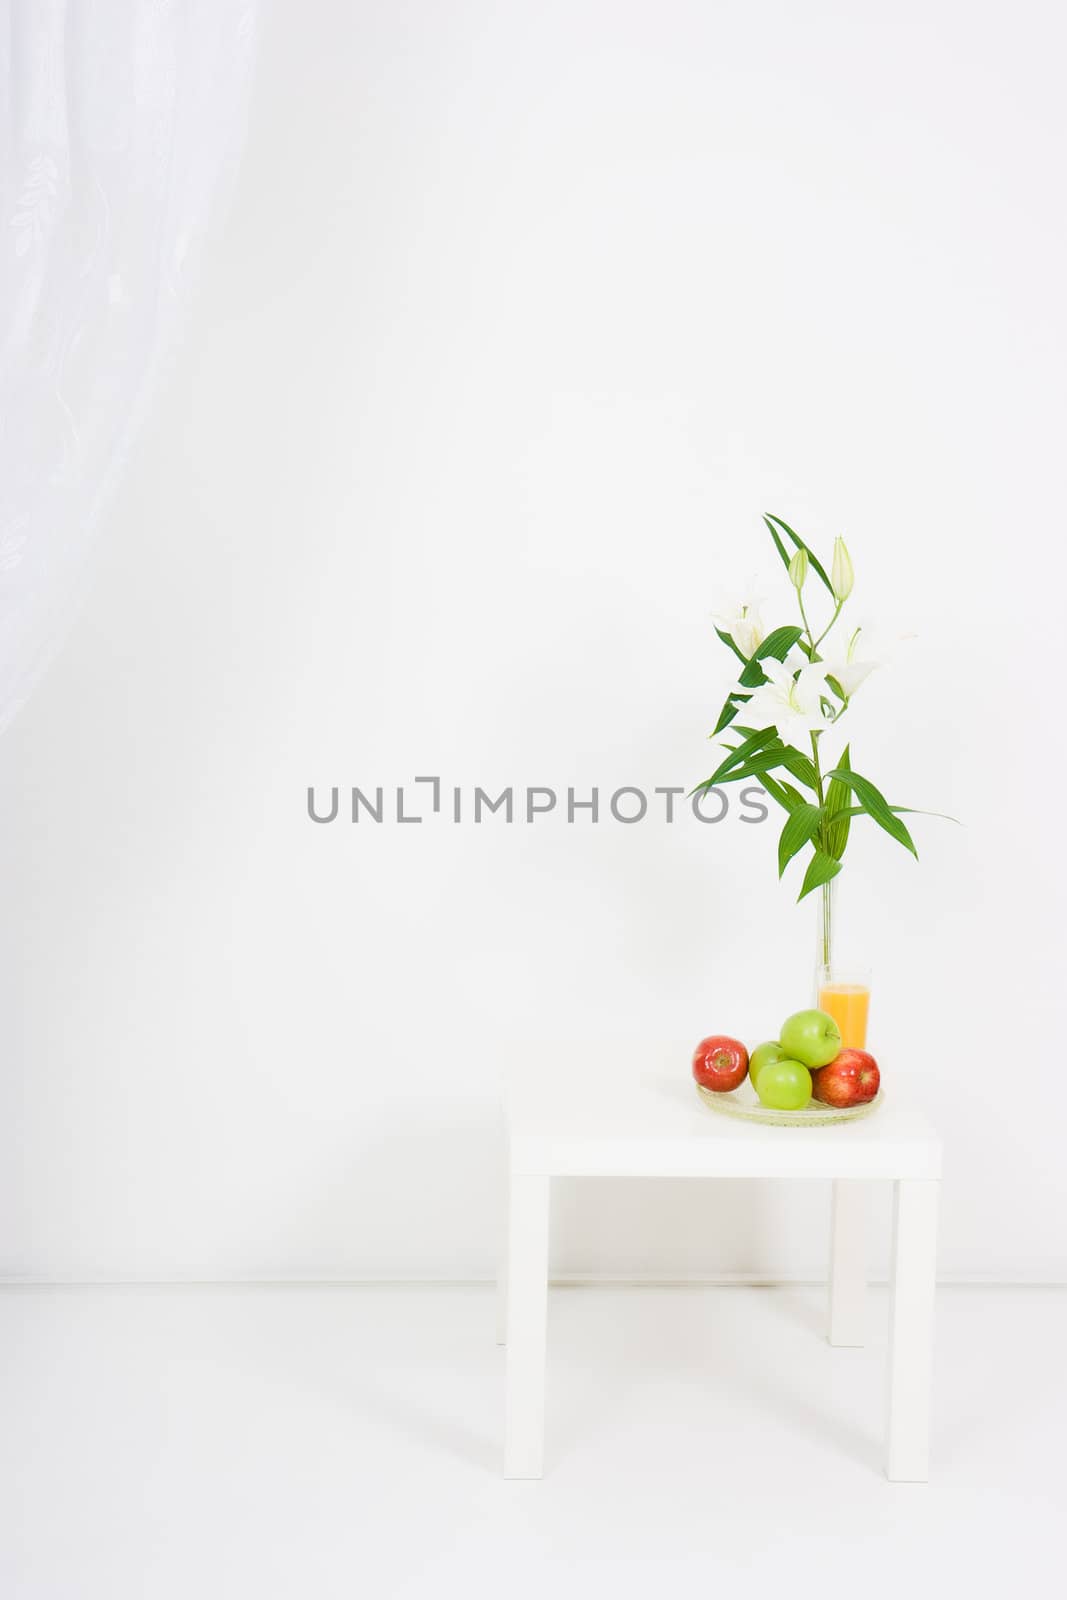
xmin=696 ymin=1079 xmax=883 ymax=1127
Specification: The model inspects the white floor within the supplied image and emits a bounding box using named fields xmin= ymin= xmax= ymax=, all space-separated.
xmin=1 ymin=1284 xmax=1061 ymax=1599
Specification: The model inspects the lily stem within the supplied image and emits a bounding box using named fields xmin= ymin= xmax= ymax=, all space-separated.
xmin=813 ymin=601 xmax=844 ymax=652
xmin=810 ymin=729 xmax=825 ymax=806
xmin=797 ymin=592 xmax=816 ymax=654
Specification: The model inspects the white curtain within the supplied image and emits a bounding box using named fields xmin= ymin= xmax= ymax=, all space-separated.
xmin=0 ymin=0 xmax=258 ymax=733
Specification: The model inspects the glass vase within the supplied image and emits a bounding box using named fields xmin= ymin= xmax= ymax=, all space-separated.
xmin=814 ymin=878 xmax=836 ymax=985
xmin=813 ymin=875 xmax=872 ymax=1049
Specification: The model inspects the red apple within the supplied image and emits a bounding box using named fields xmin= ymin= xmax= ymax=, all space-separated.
xmin=692 ymin=1035 xmax=748 ymax=1093
xmin=810 ymin=1048 xmax=880 ymax=1107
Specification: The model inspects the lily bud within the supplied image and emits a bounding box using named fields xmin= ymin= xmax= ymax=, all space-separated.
xmin=788 ymin=547 xmax=809 ymax=591
xmin=831 ymin=537 xmax=854 ymax=602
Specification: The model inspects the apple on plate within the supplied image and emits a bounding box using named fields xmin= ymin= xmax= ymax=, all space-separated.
xmin=748 ymin=1040 xmax=786 ymax=1090
xmin=779 ymin=1008 xmax=841 ymax=1069
xmin=811 ymin=1048 xmax=880 ymax=1107
xmin=692 ymin=1035 xmax=748 ymax=1093
xmin=755 ymin=1058 xmax=812 ymax=1110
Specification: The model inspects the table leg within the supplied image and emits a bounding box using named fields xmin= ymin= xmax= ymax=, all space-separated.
xmin=828 ymin=1179 xmax=868 ymax=1346
xmin=495 ymin=1168 xmax=509 ymax=1346
xmin=885 ymin=1178 xmax=939 ymax=1481
xmin=503 ymin=1173 xmax=550 ymax=1479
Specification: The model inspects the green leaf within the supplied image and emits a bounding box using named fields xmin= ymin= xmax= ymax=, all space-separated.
xmin=837 ymin=805 xmax=960 ymax=824
xmin=797 ymin=849 xmax=843 ymax=902
xmin=715 ymin=746 xmax=819 ymax=792
xmin=692 ymin=748 xmax=791 ymax=789
xmin=710 ymin=688 xmax=756 ymax=737
xmin=698 ymin=726 xmax=781 ymax=790
xmin=694 ymin=723 xmax=818 ymax=798
xmin=732 ymin=741 xmax=805 ymax=811
xmin=712 ymin=697 xmax=739 ymax=736
xmin=737 ymin=625 xmax=805 ymax=687
xmin=778 ymin=804 xmax=823 ymax=878
xmin=776 ymin=745 xmax=819 ymax=791
xmin=759 ymin=772 xmax=804 ymax=813
xmin=764 ymin=513 xmax=835 ymax=598
xmin=824 ymin=767 xmax=919 ymax=858
xmin=762 ymin=514 xmax=793 ymax=576
xmin=823 ymin=744 xmax=852 ymax=862
xmin=715 ymin=627 xmax=748 ymax=666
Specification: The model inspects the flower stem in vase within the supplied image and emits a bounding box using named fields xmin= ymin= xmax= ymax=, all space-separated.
xmin=815 ymin=877 xmax=835 ymax=997
xmin=822 ymin=878 xmax=835 ymax=969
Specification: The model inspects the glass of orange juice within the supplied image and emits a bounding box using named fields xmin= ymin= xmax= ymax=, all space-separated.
xmin=816 ymin=966 xmax=871 ymax=1051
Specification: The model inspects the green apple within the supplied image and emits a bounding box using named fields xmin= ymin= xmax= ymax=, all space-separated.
xmin=755 ymin=1058 xmax=812 ymax=1110
xmin=779 ymin=1008 xmax=841 ymax=1069
xmin=748 ymin=1041 xmax=786 ymax=1090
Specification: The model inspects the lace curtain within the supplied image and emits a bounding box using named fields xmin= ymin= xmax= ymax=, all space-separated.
xmin=0 ymin=0 xmax=258 ymax=733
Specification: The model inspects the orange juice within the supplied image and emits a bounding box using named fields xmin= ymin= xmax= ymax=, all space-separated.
xmin=817 ymin=981 xmax=870 ymax=1050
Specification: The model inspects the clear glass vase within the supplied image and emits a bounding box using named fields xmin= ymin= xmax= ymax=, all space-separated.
xmin=815 ymin=878 xmax=836 ymax=978
xmin=813 ymin=875 xmax=872 ymax=1049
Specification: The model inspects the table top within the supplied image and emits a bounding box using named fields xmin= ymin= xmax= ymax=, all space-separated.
xmin=505 ymin=1042 xmax=942 ymax=1181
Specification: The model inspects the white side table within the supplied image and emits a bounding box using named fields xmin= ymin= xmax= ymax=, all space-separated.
xmin=499 ymin=1048 xmax=942 ymax=1482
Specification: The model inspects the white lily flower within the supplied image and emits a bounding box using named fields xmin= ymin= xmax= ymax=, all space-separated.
xmin=736 ymin=657 xmax=836 ymax=746
xmin=712 ymin=598 xmax=764 ymax=659
xmin=823 ymin=626 xmax=880 ymax=699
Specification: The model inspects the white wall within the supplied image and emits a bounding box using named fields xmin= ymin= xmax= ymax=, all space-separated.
xmin=2 ymin=0 xmax=1064 ymax=1283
